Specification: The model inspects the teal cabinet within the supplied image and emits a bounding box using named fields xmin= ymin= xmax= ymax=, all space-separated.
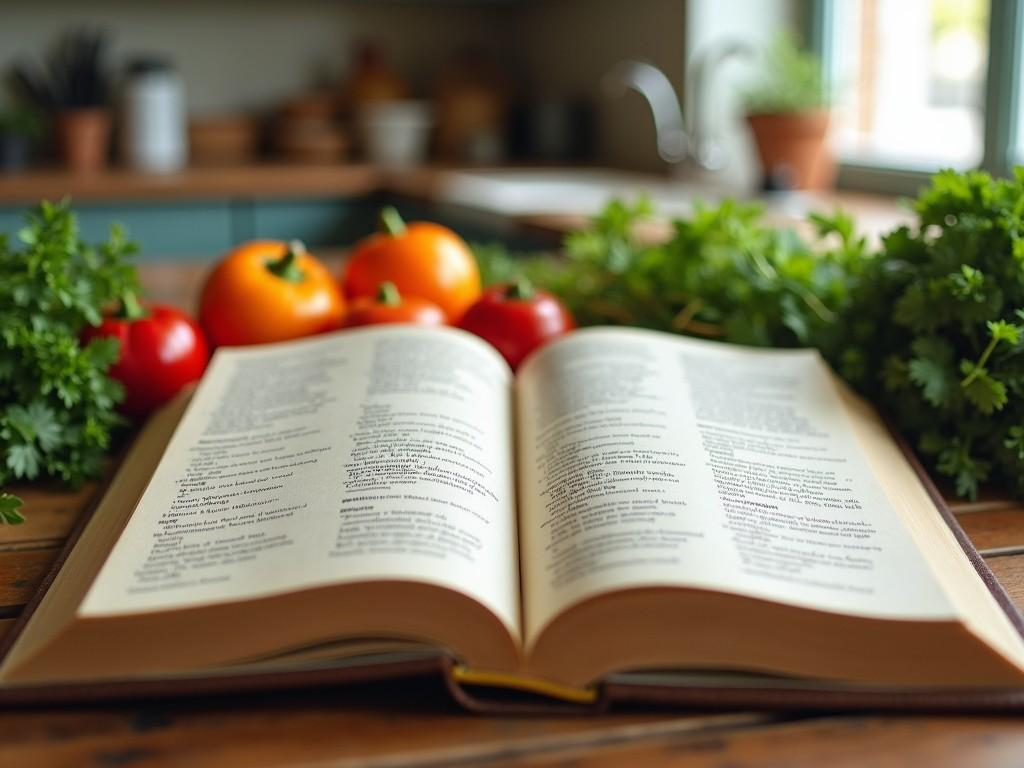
xmin=0 ymin=201 xmax=234 ymax=261
xmin=247 ymin=198 xmax=378 ymax=248
xmin=82 ymin=203 xmax=235 ymax=260
xmin=0 ymin=192 xmax=554 ymax=260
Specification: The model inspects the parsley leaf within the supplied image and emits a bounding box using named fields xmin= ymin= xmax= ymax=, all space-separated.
xmin=0 ymin=493 xmax=24 ymax=525
xmin=908 ymin=337 xmax=957 ymax=407
xmin=960 ymin=362 xmax=1008 ymax=415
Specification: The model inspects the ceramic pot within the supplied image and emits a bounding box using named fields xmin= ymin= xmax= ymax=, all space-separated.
xmin=746 ymin=110 xmax=834 ymax=190
xmin=55 ymin=108 xmax=112 ymax=173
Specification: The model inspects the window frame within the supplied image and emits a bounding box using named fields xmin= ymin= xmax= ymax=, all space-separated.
xmin=809 ymin=0 xmax=1024 ymax=195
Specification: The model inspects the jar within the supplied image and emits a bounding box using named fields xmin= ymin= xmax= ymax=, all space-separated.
xmin=357 ymin=100 xmax=433 ymax=167
xmin=121 ymin=57 xmax=187 ymax=173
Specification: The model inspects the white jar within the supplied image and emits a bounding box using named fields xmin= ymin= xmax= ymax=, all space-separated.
xmin=357 ymin=100 xmax=433 ymax=167
xmin=121 ymin=58 xmax=187 ymax=173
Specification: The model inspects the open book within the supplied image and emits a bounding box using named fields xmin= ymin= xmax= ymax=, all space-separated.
xmin=3 ymin=326 xmax=1024 ymax=709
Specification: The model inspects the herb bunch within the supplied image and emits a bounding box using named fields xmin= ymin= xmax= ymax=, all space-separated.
xmin=833 ymin=169 xmax=1024 ymax=499
xmin=741 ymin=32 xmax=828 ymax=115
xmin=475 ymin=196 xmax=869 ymax=349
xmin=0 ymin=200 xmax=138 ymax=520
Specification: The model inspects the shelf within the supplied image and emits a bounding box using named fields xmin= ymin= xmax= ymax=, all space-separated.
xmin=0 ymin=163 xmax=385 ymax=204
xmin=0 ymin=163 xmax=909 ymax=247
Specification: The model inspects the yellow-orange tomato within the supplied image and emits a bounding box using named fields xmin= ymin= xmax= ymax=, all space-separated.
xmin=342 ymin=207 xmax=481 ymax=321
xmin=200 ymin=240 xmax=345 ymax=347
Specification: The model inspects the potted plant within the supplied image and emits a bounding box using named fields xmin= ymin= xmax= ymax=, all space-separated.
xmin=0 ymin=106 xmax=42 ymax=172
xmin=10 ymin=28 xmax=112 ymax=173
xmin=742 ymin=33 xmax=833 ymax=190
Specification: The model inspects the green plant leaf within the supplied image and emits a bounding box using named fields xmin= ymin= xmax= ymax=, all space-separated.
xmin=0 ymin=493 xmax=24 ymax=524
xmin=907 ymin=337 xmax=957 ymax=407
xmin=959 ymin=362 xmax=1008 ymax=414
xmin=742 ymin=31 xmax=828 ymax=114
xmin=6 ymin=443 xmax=41 ymax=478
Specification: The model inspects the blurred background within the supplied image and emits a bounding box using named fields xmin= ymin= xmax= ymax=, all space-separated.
xmin=0 ymin=0 xmax=1003 ymax=258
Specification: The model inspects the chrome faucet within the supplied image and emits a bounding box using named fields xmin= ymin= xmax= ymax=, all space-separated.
xmin=602 ymin=60 xmax=690 ymax=164
xmin=602 ymin=41 xmax=753 ymax=172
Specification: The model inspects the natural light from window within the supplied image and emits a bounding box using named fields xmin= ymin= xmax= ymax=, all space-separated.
xmin=829 ymin=0 xmax=989 ymax=169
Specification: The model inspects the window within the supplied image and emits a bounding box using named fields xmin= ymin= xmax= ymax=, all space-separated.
xmin=814 ymin=0 xmax=1023 ymax=192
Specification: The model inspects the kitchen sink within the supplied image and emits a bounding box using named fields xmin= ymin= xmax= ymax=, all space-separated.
xmin=434 ymin=168 xmax=720 ymax=217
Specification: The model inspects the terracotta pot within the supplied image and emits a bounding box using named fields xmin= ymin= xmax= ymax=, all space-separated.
xmin=745 ymin=110 xmax=834 ymax=190
xmin=55 ymin=108 xmax=112 ymax=173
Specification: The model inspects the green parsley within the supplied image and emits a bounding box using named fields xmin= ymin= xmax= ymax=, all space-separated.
xmin=0 ymin=200 xmax=139 ymax=521
xmin=834 ymin=169 xmax=1024 ymax=500
xmin=474 ymin=196 xmax=868 ymax=349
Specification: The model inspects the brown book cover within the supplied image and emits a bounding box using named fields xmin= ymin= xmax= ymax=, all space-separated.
xmin=1 ymin=422 xmax=1024 ymax=713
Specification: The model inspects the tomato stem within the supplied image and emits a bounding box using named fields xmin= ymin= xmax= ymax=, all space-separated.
xmin=376 ymin=281 xmax=402 ymax=306
xmin=266 ymin=240 xmax=306 ymax=283
xmin=505 ymin=277 xmax=536 ymax=301
xmin=379 ymin=206 xmax=407 ymax=237
xmin=118 ymin=290 xmax=148 ymax=321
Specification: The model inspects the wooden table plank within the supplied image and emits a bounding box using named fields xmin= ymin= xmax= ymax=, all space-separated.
xmin=0 ymin=618 xmax=17 ymax=644
xmin=0 ymin=681 xmax=771 ymax=768
xmin=0 ymin=481 xmax=100 ymax=549
xmin=0 ymin=548 xmax=60 ymax=611
xmin=955 ymin=508 xmax=1024 ymax=555
xmin=984 ymin=555 xmax=1024 ymax=607
xmin=496 ymin=716 xmax=1024 ymax=768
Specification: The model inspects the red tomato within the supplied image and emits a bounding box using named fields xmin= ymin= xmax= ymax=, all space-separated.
xmin=343 ymin=282 xmax=448 ymax=328
xmin=82 ymin=295 xmax=209 ymax=418
xmin=458 ymin=280 xmax=575 ymax=370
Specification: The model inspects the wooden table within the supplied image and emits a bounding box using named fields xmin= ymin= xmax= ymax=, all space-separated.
xmin=3 ymin=265 xmax=1024 ymax=767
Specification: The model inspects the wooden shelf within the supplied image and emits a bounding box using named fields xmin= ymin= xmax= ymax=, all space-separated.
xmin=0 ymin=163 xmax=909 ymax=245
xmin=0 ymin=163 xmax=385 ymax=204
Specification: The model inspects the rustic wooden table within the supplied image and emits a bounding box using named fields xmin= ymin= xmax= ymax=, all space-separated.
xmin=3 ymin=263 xmax=1024 ymax=767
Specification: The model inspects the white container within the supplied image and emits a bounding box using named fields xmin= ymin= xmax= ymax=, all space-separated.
xmin=121 ymin=58 xmax=187 ymax=173
xmin=358 ymin=100 xmax=432 ymax=167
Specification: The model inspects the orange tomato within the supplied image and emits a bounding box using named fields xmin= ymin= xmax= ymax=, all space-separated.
xmin=344 ymin=282 xmax=448 ymax=328
xmin=200 ymin=240 xmax=345 ymax=347
xmin=342 ymin=207 xmax=481 ymax=321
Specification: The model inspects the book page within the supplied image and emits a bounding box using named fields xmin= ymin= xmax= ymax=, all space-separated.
xmin=80 ymin=326 xmax=520 ymax=638
xmin=516 ymin=328 xmax=955 ymax=646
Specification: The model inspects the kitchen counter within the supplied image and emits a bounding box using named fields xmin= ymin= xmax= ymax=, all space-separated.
xmin=515 ymin=188 xmax=911 ymax=245
xmin=0 ymin=163 xmax=911 ymax=242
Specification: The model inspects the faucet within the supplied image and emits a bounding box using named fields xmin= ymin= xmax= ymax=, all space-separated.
xmin=602 ymin=60 xmax=690 ymax=164
xmin=602 ymin=41 xmax=753 ymax=172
